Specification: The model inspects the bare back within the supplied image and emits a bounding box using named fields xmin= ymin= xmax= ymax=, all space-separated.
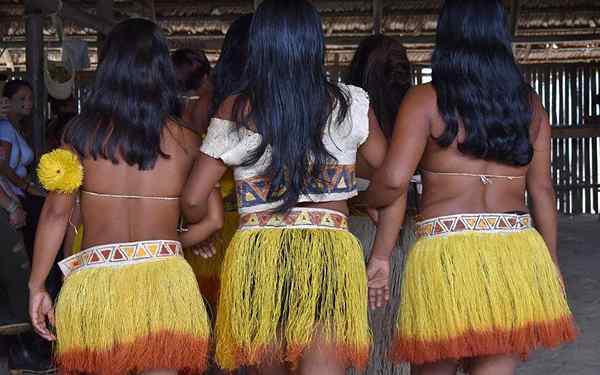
xmin=79 ymin=121 xmax=199 ymax=248
xmin=376 ymin=83 xmax=550 ymax=221
xmin=419 ymin=84 xmax=540 ymax=218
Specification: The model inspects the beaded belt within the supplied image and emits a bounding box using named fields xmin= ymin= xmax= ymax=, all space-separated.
xmin=239 ymin=207 xmax=348 ymax=231
xmin=415 ymin=213 xmax=532 ymax=239
xmin=58 ymin=240 xmax=183 ymax=277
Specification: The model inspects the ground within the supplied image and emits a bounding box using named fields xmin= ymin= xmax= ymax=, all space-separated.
xmin=0 ymin=216 xmax=598 ymax=375
xmin=518 ymin=216 xmax=600 ymax=375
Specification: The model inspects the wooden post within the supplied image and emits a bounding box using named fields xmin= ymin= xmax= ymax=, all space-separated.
xmin=373 ymin=0 xmax=383 ymax=35
xmin=24 ymin=2 xmax=46 ymax=157
xmin=509 ymin=0 xmax=521 ymax=36
xmin=96 ymin=0 xmax=114 ymax=62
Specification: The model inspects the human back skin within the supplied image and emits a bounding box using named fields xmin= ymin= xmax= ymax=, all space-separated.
xmin=416 ymin=83 xmax=541 ymax=220
xmin=79 ymin=122 xmax=199 ymax=249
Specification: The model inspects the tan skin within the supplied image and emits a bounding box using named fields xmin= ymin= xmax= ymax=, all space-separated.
xmin=181 ymin=77 xmax=214 ymax=136
xmin=182 ymin=95 xmax=401 ymax=375
xmin=367 ymin=84 xmax=559 ymax=375
xmin=0 ymin=86 xmax=46 ymax=197
xmin=28 ymin=121 xmax=224 ymax=375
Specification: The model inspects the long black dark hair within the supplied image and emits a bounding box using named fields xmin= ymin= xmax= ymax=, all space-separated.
xmin=347 ymin=35 xmax=411 ymax=138
xmin=233 ymin=0 xmax=349 ymax=211
xmin=171 ymin=48 xmax=211 ymax=93
xmin=64 ymin=18 xmax=181 ymax=170
xmin=210 ymin=14 xmax=253 ymax=117
xmin=432 ymin=0 xmax=533 ymax=166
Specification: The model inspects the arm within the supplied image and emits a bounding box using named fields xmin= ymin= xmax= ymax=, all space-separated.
xmin=182 ymin=153 xmax=227 ymax=223
xmin=29 ymin=191 xmax=76 ymax=341
xmin=61 ymin=195 xmax=81 ymax=258
xmin=366 ymin=86 xmax=431 ymax=208
xmin=526 ymin=98 xmax=558 ymax=265
xmin=358 ymin=108 xmax=406 ymax=308
xmin=0 ymin=141 xmax=46 ymax=196
xmin=180 ymin=188 xmax=224 ymax=248
xmin=182 ymin=97 xmax=237 ymax=223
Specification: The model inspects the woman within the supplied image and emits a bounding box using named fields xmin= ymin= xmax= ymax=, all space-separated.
xmin=210 ymin=14 xmax=253 ymax=118
xmin=28 ymin=18 xmax=222 ymax=375
xmin=367 ymin=1 xmax=577 ymax=374
xmin=182 ymin=14 xmax=253 ymax=306
xmin=346 ymin=34 xmax=414 ymax=375
xmin=0 ymin=79 xmax=46 ymax=197
xmin=0 ymin=79 xmax=47 ymax=247
xmin=172 ymin=48 xmax=213 ymax=135
xmin=347 ymin=34 xmax=412 ymax=138
xmin=182 ymin=1 xmax=401 ymax=374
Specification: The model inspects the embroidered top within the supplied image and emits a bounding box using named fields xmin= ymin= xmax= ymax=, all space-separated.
xmin=200 ymin=84 xmax=370 ymax=213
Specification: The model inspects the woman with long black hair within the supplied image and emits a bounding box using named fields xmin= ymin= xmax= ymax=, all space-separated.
xmin=28 ymin=18 xmax=221 ymax=375
xmin=346 ymin=34 xmax=414 ymax=375
xmin=182 ymin=1 xmax=401 ymax=374
xmin=183 ymin=14 xmax=254 ymax=307
xmin=367 ymin=1 xmax=577 ymax=374
xmin=172 ymin=48 xmax=213 ymax=135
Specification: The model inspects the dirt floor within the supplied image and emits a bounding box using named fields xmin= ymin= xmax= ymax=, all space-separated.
xmin=1 ymin=216 xmax=598 ymax=375
xmin=518 ymin=216 xmax=600 ymax=375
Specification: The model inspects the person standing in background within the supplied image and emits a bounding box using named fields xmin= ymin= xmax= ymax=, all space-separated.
xmin=345 ymin=34 xmax=414 ymax=375
xmin=181 ymin=13 xmax=254 ymax=312
xmin=172 ymin=48 xmax=213 ymax=135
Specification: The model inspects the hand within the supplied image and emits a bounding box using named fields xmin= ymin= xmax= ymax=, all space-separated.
xmin=366 ymin=255 xmax=390 ymax=309
xmin=192 ymin=240 xmax=217 ymax=258
xmin=29 ymin=288 xmax=56 ymax=341
xmin=9 ymin=207 xmax=27 ymax=228
xmin=367 ymin=207 xmax=379 ymax=224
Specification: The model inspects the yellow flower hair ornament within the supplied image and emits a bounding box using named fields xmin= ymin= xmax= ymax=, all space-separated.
xmin=37 ymin=149 xmax=84 ymax=193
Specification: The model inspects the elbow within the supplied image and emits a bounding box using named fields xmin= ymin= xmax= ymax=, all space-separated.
xmin=182 ymin=197 xmax=207 ymax=220
xmin=41 ymin=200 xmax=70 ymax=224
xmin=528 ymin=183 xmax=556 ymax=206
xmin=211 ymin=210 xmax=225 ymax=233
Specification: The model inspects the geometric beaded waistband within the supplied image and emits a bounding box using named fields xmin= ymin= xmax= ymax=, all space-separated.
xmin=58 ymin=240 xmax=183 ymax=278
xmin=239 ymin=207 xmax=348 ymax=231
xmin=415 ymin=213 xmax=532 ymax=239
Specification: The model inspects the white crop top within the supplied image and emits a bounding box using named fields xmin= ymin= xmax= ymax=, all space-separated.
xmin=200 ymin=84 xmax=370 ymax=213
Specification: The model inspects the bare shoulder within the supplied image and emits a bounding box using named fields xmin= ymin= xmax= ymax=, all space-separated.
xmin=405 ymin=83 xmax=437 ymax=107
xmin=215 ymin=95 xmax=239 ymax=121
xmin=528 ymin=91 xmax=550 ymax=140
xmin=165 ymin=119 xmax=200 ymax=154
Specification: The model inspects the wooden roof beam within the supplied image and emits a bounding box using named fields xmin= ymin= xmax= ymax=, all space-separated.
xmin=26 ymin=0 xmax=116 ymax=35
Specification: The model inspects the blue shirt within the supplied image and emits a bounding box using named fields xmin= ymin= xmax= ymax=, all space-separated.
xmin=0 ymin=119 xmax=34 ymax=197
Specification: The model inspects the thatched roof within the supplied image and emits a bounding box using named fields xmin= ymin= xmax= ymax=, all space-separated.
xmin=0 ymin=0 xmax=599 ymax=70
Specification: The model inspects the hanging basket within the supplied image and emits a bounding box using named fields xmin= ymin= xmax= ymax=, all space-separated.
xmin=44 ymin=55 xmax=75 ymax=100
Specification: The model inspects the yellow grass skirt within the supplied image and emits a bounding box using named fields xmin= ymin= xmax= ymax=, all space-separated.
xmin=392 ymin=213 xmax=577 ymax=365
xmin=215 ymin=208 xmax=371 ymax=370
xmin=55 ymin=240 xmax=211 ymax=375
